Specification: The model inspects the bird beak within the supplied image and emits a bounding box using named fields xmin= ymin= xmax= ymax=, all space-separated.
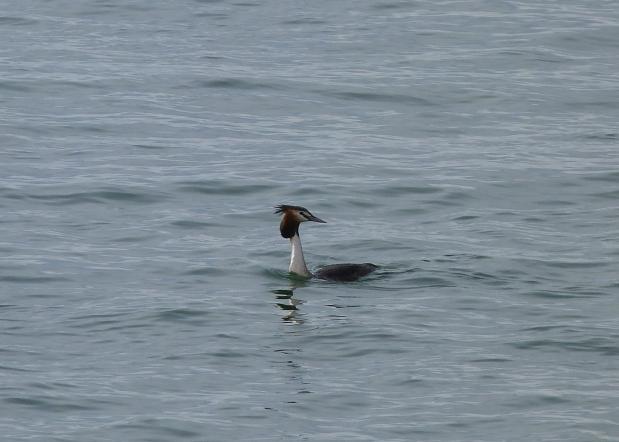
xmin=308 ymin=214 xmax=326 ymax=223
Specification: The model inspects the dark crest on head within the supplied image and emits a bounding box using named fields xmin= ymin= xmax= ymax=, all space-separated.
xmin=275 ymin=204 xmax=307 ymax=238
xmin=274 ymin=204 xmax=308 ymax=215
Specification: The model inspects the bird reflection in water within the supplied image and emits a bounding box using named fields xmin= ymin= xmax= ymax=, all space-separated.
xmin=271 ymin=278 xmax=308 ymax=323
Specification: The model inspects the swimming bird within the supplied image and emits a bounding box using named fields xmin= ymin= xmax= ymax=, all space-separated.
xmin=275 ymin=204 xmax=378 ymax=282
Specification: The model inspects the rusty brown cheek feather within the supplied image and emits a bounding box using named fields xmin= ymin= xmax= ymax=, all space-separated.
xmin=280 ymin=213 xmax=300 ymax=238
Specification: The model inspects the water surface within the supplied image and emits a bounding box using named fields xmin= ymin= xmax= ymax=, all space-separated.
xmin=1 ymin=0 xmax=618 ymax=441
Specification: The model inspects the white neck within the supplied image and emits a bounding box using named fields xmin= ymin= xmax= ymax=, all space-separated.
xmin=289 ymin=234 xmax=311 ymax=277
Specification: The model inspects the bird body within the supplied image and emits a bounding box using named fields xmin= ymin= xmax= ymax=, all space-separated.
xmin=314 ymin=263 xmax=378 ymax=282
xmin=275 ymin=204 xmax=377 ymax=282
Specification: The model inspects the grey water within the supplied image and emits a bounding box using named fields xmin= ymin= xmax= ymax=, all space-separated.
xmin=1 ymin=0 xmax=618 ymax=440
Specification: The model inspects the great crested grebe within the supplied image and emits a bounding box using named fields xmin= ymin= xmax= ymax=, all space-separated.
xmin=275 ymin=204 xmax=378 ymax=282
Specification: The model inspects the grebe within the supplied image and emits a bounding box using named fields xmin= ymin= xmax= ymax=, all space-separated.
xmin=275 ymin=204 xmax=378 ymax=282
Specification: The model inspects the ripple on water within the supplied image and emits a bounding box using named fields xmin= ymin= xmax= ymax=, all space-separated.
xmin=0 ymin=275 xmax=71 ymax=283
xmin=280 ymin=18 xmax=328 ymax=25
xmin=112 ymin=419 xmax=202 ymax=439
xmin=4 ymin=396 xmax=99 ymax=412
xmin=452 ymin=214 xmax=479 ymax=221
xmin=324 ymin=90 xmax=435 ymax=107
xmin=0 ymin=16 xmax=38 ymax=25
xmin=152 ymin=308 xmax=210 ymax=325
xmin=376 ymin=184 xmax=443 ymax=196
xmin=195 ymin=78 xmax=282 ymax=91
xmin=522 ymin=288 xmax=609 ymax=299
xmin=176 ymin=180 xmax=276 ymax=195
xmin=504 ymin=393 xmax=571 ymax=409
xmin=132 ymin=143 xmax=174 ymax=150
xmin=0 ymin=364 xmax=36 ymax=373
xmin=25 ymin=189 xmax=166 ymax=205
xmin=590 ymin=189 xmax=619 ymax=199
xmin=66 ymin=312 xmax=134 ymax=331
xmin=170 ymin=219 xmax=228 ymax=232
xmin=582 ymin=170 xmax=619 ymax=182
xmin=580 ymin=132 xmax=618 ymax=141
xmin=510 ymin=336 xmax=619 ymax=356
xmin=516 ymin=258 xmax=612 ymax=271
xmin=0 ymin=80 xmax=33 ymax=92
xmin=183 ymin=267 xmax=227 ymax=276
xmin=396 ymin=275 xmax=455 ymax=289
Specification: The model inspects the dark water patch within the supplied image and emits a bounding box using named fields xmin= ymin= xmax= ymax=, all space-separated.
xmin=443 ymin=190 xmax=474 ymax=201
xmin=171 ymin=219 xmax=217 ymax=229
xmin=197 ymin=78 xmax=280 ymax=91
xmin=176 ymin=180 xmax=275 ymax=195
xmin=453 ymin=214 xmax=479 ymax=221
xmin=324 ymin=90 xmax=434 ymax=107
xmin=325 ymin=303 xmax=361 ymax=309
xmin=110 ymin=419 xmax=202 ymax=439
xmin=511 ymin=337 xmax=619 ymax=355
xmin=564 ymin=100 xmax=618 ymax=109
xmin=523 ymin=324 xmax=573 ymax=332
xmin=281 ymin=18 xmax=327 ymax=25
xmin=28 ymin=381 xmax=78 ymax=391
xmin=535 ymin=199 xmax=577 ymax=206
xmin=394 ymin=207 xmax=427 ymax=216
xmin=289 ymin=186 xmax=331 ymax=196
xmin=372 ymin=1 xmax=417 ymax=10
xmin=424 ymin=198 xmax=462 ymax=207
xmin=399 ymin=276 xmax=454 ymax=288
xmin=583 ymin=170 xmax=619 ymax=182
xmin=434 ymin=254 xmax=489 ymax=263
xmin=27 ymin=189 xmax=166 ymax=205
xmin=201 ymin=54 xmax=225 ymax=60
xmin=580 ymin=133 xmax=617 ymax=141
xmin=563 ymin=286 xmax=610 ymax=297
xmin=0 ymin=80 xmax=33 ymax=93
xmin=521 ymin=290 xmax=592 ymax=299
xmin=396 ymin=378 xmax=424 ymax=387
xmin=542 ymin=260 xmax=610 ymax=269
xmin=0 ymin=364 xmax=35 ymax=373
xmin=183 ymin=266 xmax=226 ymax=276
xmin=0 ymin=16 xmax=38 ymax=26
xmin=469 ymin=357 xmax=512 ymax=363
xmin=590 ymin=189 xmax=619 ymax=199
xmin=340 ymin=346 xmax=406 ymax=357
xmin=133 ymin=143 xmax=172 ymax=150
xmin=0 ymin=192 xmax=26 ymax=201
xmin=495 ymin=210 xmax=516 ymax=216
xmin=516 ymin=257 xmax=610 ymax=271
xmin=505 ymin=394 xmax=571 ymax=408
xmin=0 ymin=275 xmax=70 ymax=283
xmin=345 ymin=199 xmax=379 ymax=208
xmin=376 ymin=185 xmax=442 ymax=196
xmin=50 ymin=80 xmax=106 ymax=90
xmin=4 ymin=396 xmax=98 ymax=412
xmin=195 ymin=11 xmax=229 ymax=19
xmin=90 ymin=322 xmax=152 ymax=333
xmin=449 ymin=270 xmax=507 ymax=286
xmin=111 ymin=235 xmax=152 ymax=243
xmin=67 ymin=312 xmax=132 ymax=330
xmin=153 ymin=308 xmax=209 ymax=324
xmin=208 ymin=349 xmax=247 ymax=358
